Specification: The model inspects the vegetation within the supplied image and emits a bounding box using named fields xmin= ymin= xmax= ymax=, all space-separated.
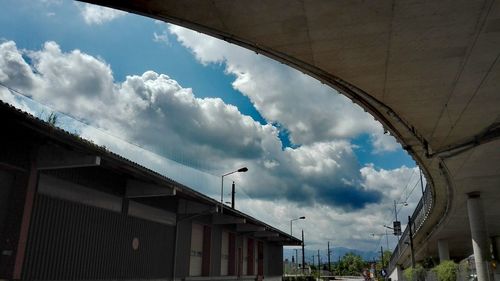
xmin=422 ymin=256 xmax=437 ymax=269
xmin=432 ymin=260 xmax=459 ymax=281
xmin=403 ymin=264 xmax=426 ymax=281
xmin=46 ymin=111 xmax=59 ymax=126
xmin=335 ymin=252 xmax=367 ymax=276
xmin=375 ymin=250 xmax=393 ymax=272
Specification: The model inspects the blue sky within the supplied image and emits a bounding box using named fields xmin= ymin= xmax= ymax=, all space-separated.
xmin=0 ymin=0 xmax=421 ymax=251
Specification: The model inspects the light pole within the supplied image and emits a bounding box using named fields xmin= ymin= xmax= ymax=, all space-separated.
xmin=221 ymin=167 xmax=248 ymax=213
xmin=393 ymin=200 xmax=408 ymax=223
xmin=290 ymin=216 xmax=305 ymax=236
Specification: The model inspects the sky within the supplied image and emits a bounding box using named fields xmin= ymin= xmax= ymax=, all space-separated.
xmin=0 ymin=0 xmax=425 ymax=255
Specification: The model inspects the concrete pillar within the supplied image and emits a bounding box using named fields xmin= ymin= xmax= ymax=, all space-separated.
xmin=438 ymin=239 xmax=450 ymax=262
xmin=467 ymin=192 xmax=491 ymax=281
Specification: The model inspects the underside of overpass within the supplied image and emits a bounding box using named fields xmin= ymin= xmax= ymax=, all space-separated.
xmin=80 ymin=0 xmax=500 ymax=269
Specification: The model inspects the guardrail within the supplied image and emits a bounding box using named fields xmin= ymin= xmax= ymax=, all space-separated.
xmin=388 ymin=184 xmax=433 ymax=273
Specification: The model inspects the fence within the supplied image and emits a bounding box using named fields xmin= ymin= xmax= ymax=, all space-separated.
xmin=388 ymin=185 xmax=433 ymax=273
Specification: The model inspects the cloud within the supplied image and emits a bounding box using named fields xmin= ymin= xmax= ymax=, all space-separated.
xmin=153 ymin=31 xmax=170 ymax=45
xmin=168 ymin=25 xmax=400 ymax=155
xmin=370 ymin=131 xmax=400 ymax=154
xmin=0 ymin=41 xmax=275 ymax=169
xmin=0 ymin=39 xmax=422 ymax=250
xmin=0 ymin=40 xmax=387 ymax=210
xmin=152 ymin=22 xmax=171 ymax=46
xmin=76 ymin=3 xmax=126 ymax=25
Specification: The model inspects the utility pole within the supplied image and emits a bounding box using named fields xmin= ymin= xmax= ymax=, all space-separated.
xmin=231 ymin=181 xmax=235 ymax=209
xmin=419 ymin=169 xmax=425 ymax=199
xmin=301 ymin=230 xmax=305 ymax=275
xmin=380 ymin=246 xmax=384 ymax=268
xmin=327 ymin=242 xmax=332 ymax=273
xmin=295 ymin=249 xmax=298 ymax=268
xmin=408 ymin=216 xmax=416 ymax=268
xmin=317 ymin=250 xmax=321 ymax=270
xmin=312 ymin=255 xmax=315 ymax=270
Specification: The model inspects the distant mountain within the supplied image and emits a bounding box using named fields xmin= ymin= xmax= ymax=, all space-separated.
xmin=284 ymin=247 xmax=379 ymax=264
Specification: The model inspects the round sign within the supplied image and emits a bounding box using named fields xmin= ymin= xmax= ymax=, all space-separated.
xmin=132 ymin=237 xmax=139 ymax=250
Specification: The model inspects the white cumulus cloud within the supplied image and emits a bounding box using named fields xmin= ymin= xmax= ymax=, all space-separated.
xmin=76 ymin=3 xmax=126 ymax=25
xmin=168 ymin=25 xmax=400 ymax=154
xmin=0 ymin=39 xmax=423 ymax=250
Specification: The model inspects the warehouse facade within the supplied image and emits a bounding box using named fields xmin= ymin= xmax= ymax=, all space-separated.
xmin=0 ymin=102 xmax=301 ymax=281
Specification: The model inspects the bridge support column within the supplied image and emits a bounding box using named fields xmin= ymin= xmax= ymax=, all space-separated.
xmin=467 ymin=192 xmax=491 ymax=281
xmin=437 ymin=239 xmax=450 ymax=262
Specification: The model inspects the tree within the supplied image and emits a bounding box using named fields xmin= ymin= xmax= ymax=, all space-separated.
xmin=376 ymin=250 xmax=393 ymax=272
xmin=337 ymin=252 xmax=367 ymax=276
xmin=432 ymin=260 xmax=458 ymax=281
xmin=403 ymin=264 xmax=426 ymax=281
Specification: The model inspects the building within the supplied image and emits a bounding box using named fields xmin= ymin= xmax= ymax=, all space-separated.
xmin=0 ymin=101 xmax=301 ymax=280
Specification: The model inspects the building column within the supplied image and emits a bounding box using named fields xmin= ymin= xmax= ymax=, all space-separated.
xmin=467 ymin=192 xmax=491 ymax=281
xmin=438 ymin=239 xmax=450 ymax=262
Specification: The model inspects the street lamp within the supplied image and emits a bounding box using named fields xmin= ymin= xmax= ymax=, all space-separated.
xmin=393 ymin=200 xmax=408 ymax=222
xmin=290 ymin=216 xmax=305 ymax=236
xmin=220 ymin=167 xmax=248 ymax=213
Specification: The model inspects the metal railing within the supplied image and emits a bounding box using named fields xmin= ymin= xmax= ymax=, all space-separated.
xmin=388 ymin=184 xmax=433 ymax=272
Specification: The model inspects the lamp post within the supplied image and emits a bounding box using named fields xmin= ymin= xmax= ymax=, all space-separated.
xmin=393 ymin=200 xmax=408 ymax=223
xmin=290 ymin=216 xmax=305 ymax=236
xmin=221 ymin=167 xmax=248 ymax=213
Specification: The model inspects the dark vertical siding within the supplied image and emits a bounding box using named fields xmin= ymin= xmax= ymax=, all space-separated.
xmin=257 ymin=241 xmax=263 ymax=276
xmin=228 ymin=233 xmax=235 ymax=275
xmin=175 ymin=220 xmax=192 ymax=279
xmin=0 ymin=170 xmax=29 ymax=279
xmin=247 ymin=238 xmax=254 ymax=275
xmin=22 ymin=194 xmax=175 ymax=280
xmin=266 ymin=243 xmax=283 ymax=276
xmin=201 ymin=225 xmax=211 ymax=276
xmin=210 ymin=226 xmax=221 ymax=276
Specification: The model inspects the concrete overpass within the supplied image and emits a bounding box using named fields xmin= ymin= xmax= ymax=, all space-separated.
xmin=79 ymin=1 xmax=500 ymax=280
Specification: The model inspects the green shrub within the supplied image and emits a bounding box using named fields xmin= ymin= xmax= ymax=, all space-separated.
xmin=432 ymin=260 xmax=459 ymax=281
xmin=403 ymin=264 xmax=426 ymax=281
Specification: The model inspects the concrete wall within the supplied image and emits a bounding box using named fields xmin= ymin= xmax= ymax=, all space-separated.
xmin=389 ymin=266 xmax=403 ymax=281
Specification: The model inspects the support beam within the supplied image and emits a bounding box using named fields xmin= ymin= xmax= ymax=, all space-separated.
xmin=236 ymin=224 xmax=265 ymax=232
xmin=253 ymin=231 xmax=279 ymax=238
xmin=126 ymin=179 xmax=176 ymax=198
xmin=438 ymin=239 xmax=450 ymax=262
xmin=37 ymin=145 xmax=100 ymax=170
xmin=266 ymin=237 xmax=286 ymax=242
xmin=211 ymin=213 xmax=245 ymax=225
xmin=12 ymin=149 xmax=38 ymax=279
xmin=177 ymin=199 xmax=215 ymax=214
xmin=467 ymin=192 xmax=491 ymax=281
